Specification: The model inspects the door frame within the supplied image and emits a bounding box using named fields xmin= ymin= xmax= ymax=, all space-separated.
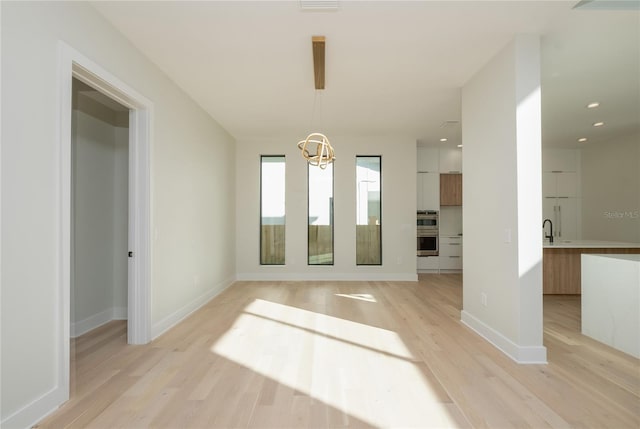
xmin=58 ymin=42 xmax=152 ymax=402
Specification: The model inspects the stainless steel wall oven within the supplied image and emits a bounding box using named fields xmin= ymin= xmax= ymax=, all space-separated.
xmin=417 ymin=210 xmax=439 ymax=256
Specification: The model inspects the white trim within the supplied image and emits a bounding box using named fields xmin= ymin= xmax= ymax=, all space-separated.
xmin=60 ymin=42 xmax=153 ymax=345
xmin=236 ymin=272 xmax=418 ymax=282
xmin=152 ymin=276 xmax=236 ymax=339
xmin=0 ymin=386 xmax=64 ymax=429
xmin=461 ymin=310 xmax=547 ymax=364
xmin=71 ymin=307 xmax=128 ymax=338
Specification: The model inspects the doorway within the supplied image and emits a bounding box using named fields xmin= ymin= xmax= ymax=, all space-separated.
xmin=58 ymin=43 xmax=152 ymax=405
xmin=71 ymin=78 xmax=129 ymax=339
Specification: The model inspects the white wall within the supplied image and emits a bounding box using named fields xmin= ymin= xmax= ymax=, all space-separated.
xmin=72 ymin=90 xmax=128 ymax=336
xmin=235 ymin=136 xmax=416 ymax=280
xmin=71 ymin=97 xmax=128 ymax=336
xmin=461 ymin=35 xmax=546 ymax=363
xmin=1 ymin=2 xmax=236 ymax=427
xmin=581 ymin=132 xmax=640 ymax=243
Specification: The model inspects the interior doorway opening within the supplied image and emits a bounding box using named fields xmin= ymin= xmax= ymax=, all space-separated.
xmin=58 ymin=44 xmax=153 ymax=405
xmin=71 ymin=77 xmax=130 ymax=340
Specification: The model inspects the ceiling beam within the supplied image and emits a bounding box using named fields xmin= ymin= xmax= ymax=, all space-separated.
xmin=312 ymin=36 xmax=325 ymax=90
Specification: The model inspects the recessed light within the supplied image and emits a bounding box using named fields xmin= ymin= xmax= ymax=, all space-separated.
xmin=593 ymin=121 xmax=604 ymax=127
xmin=578 ymin=137 xmax=587 ymax=142
xmin=457 ymin=144 xmax=463 ymax=148
xmin=439 ymin=138 xmax=448 ymax=142
xmin=586 ymin=102 xmax=600 ymax=109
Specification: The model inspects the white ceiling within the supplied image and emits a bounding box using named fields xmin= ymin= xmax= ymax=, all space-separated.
xmin=91 ymin=1 xmax=639 ymax=149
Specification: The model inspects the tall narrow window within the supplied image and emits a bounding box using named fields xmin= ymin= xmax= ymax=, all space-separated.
xmin=308 ymin=163 xmax=334 ymax=265
xmin=356 ymin=156 xmax=382 ymax=265
xmin=260 ymin=156 xmax=285 ymax=265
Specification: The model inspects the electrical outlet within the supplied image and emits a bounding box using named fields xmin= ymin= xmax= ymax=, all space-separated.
xmin=481 ymin=292 xmax=487 ymax=307
xmin=397 ymin=256 xmax=403 ymax=265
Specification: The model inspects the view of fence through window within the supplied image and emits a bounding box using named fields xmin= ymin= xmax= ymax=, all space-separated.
xmin=308 ymin=162 xmax=334 ymax=265
xmin=260 ymin=156 xmax=285 ymax=265
xmin=356 ymin=156 xmax=382 ymax=265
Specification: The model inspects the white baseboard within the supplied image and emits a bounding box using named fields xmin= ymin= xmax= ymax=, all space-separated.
xmin=236 ymin=272 xmax=418 ymax=282
xmin=461 ymin=310 xmax=547 ymax=364
xmin=71 ymin=307 xmax=128 ymax=338
xmin=112 ymin=306 xmax=127 ymax=320
xmin=151 ymin=276 xmax=235 ymax=339
xmin=1 ymin=385 xmax=65 ymax=429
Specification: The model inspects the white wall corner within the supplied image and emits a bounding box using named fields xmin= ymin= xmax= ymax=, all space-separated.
xmin=112 ymin=306 xmax=128 ymax=320
xmin=461 ymin=310 xmax=547 ymax=364
xmin=70 ymin=307 xmax=128 ymax=338
xmin=151 ymin=276 xmax=236 ymax=339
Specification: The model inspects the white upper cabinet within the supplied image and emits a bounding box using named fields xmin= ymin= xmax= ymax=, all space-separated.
xmin=417 ymin=172 xmax=440 ymax=211
xmin=542 ymin=149 xmax=579 ymax=172
xmin=543 ymin=197 xmax=578 ymax=240
xmin=417 ymin=147 xmax=439 ymax=172
xmin=543 ymin=172 xmax=579 ymax=197
xmin=439 ymin=148 xmax=462 ymax=173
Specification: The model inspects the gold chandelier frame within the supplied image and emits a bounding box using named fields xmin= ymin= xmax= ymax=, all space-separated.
xmin=297 ymin=133 xmax=335 ymax=169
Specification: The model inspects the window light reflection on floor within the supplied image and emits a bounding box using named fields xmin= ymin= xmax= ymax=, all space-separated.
xmin=334 ymin=293 xmax=377 ymax=302
xmin=210 ymin=299 xmax=464 ymax=428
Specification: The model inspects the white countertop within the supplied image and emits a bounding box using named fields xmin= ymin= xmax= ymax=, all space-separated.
xmin=544 ymin=240 xmax=640 ymax=249
xmin=584 ymin=254 xmax=640 ymax=262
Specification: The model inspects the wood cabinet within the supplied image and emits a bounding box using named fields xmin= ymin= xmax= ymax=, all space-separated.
xmin=440 ymin=173 xmax=462 ymax=206
xmin=543 ymin=247 xmax=640 ymax=294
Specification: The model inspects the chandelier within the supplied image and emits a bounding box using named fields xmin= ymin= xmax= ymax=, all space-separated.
xmin=298 ymin=36 xmax=335 ymax=168
xmin=297 ymin=133 xmax=335 ymax=169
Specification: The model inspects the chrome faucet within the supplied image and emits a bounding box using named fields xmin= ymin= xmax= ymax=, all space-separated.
xmin=543 ymin=218 xmax=554 ymax=243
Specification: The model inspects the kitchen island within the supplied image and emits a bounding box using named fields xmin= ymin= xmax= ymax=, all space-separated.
xmin=581 ymin=254 xmax=640 ymax=357
xmin=543 ymin=240 xmax=640 ymax=294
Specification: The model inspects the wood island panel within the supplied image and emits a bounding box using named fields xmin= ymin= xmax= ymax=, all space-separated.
xmin=543 ymin=247 xmax=640 ymax=294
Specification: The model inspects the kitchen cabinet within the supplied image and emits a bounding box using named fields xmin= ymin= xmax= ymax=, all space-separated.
xmin=417 ymin=172 xmax=439 ymax=210
xmin=543 ymin=171 xmax=579 ymax=240
xmin=439 ymin=235 xmax=462 ymax=270
xmin=543 ymin=172 xmax=578 ymax=198
xmin=417 ymin=147 xmax=439 ymax=172
xmin=542 ymin=149 xmax=579 ymax=172
xmin=543 ymin=197 xmax=578 ymax=240
xmin=440 ymin=173 xmax=462 ymax=206
xmin=439 ymin=148 xmax=462 ymax=173
xmin=417 ymin=256 xmax=439 ymax=271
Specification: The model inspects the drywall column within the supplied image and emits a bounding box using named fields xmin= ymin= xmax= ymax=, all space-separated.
xmin=461 ymin=35 xmax=546 ymax=363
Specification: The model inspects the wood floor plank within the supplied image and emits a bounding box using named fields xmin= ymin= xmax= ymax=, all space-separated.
xmin=36 ymin=275 xmax=640 ymax=428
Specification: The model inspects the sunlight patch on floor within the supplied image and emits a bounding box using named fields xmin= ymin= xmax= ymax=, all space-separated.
xmin=211 ymin=299 xmax=464 ymax=428
xmin=334 ymin=293 xmax=377 ymax=303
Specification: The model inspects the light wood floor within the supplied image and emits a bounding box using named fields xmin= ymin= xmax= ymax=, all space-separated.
xmin=38 ymin=274 xmax=640 ymax=428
